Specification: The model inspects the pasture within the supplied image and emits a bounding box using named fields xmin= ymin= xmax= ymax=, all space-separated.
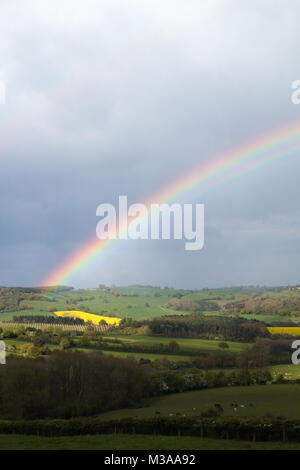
xmin=0 ymin=286 xmax=181 ymax=321
xmin=108 ymin=334 xmax=251 ymax=353
xmin=3 ymin=337 xmax=233 ymax=363
xmin=1 ymin=434 xmax=300 ymax=450
xmin=2 ymin=331 xmax=251 ymax=363
xmin=99 ymin=384 xmax=300 ymax=421
xmin=270 ymin=364 xmax=300 ymax=380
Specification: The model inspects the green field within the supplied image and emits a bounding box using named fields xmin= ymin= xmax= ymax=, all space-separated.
xmin=99 ymin=384 xmax=300 ymax=421
xmin=0 ymin=433 xmax=300 ymax=450
xmin=270 ymin=364 xmax=300 ymax=380
xmin=99 ymin=335 xmax=250 ymax=361
xmin=4 ymin=338 xmax=191 ymax=362
xmin=3 ymin=328 xmax=251 ymax=363
xmin=109 ymin=334 xmax=251 ymax=353
xmin=102 ymin=349 xmax=191 ymax=362
xmin=0 ymin=287 xmax=182 ymax=321
xmin=239 ymin=314 xmax=291 ymax=323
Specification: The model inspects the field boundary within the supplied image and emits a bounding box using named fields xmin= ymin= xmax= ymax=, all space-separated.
xmin=0 ymin=416 xmax=298 ymax=443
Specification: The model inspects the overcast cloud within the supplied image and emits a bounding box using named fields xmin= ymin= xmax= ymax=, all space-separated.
xmin=1 ymin=0 xmax=300 ymax=288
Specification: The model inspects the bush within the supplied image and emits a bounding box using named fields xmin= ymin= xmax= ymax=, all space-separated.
xmin=0 ymin=416 xmax=298 ymax=443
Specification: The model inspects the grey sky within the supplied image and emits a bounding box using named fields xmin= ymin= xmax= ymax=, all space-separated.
xmin=0 ymin=0 xmax=300 ymax=288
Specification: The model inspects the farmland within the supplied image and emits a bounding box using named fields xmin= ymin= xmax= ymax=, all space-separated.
xmin=55 ymin=310 xmax=121 ymax=325
xmin=0 ymin=285 xmax=298 ymax=367
xmin=1 ymin=284 xmax=300 ymax=450
xmin=268 ymin=327 xmax=300 ymax=336
xmin=2 ymin=333 xmax=250 ymax=362
xmin=1 ymin=434 xmax=300 ymax=450
xmin=99 ymin=384 xmax=300 ymax=421
xmin=107 ymin=335 xmax=251 ymax=353
xmin=2 ymin=285 xmax=300 ymax=323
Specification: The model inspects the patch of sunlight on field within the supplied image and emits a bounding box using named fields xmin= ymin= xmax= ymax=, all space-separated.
xmin=55 ymin=311 xmax=121 ymax=326
xmin=270 ymin=364 xmax=300 ymax=380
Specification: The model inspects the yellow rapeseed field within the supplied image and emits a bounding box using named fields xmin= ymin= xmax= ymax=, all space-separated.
xmin=54 ymin=311 xmax=121 ymax=326
xmin=267 ymin=327 xmax=300 ymax=336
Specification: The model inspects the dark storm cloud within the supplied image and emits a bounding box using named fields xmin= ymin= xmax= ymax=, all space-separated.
xmin=0 ymin=0 xmax=300 ymax=287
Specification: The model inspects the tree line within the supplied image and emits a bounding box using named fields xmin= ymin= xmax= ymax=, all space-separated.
xmin=120 ymin=315 xmax=268 ymax=342
xmin=0 ymin=351 xmax=152 ymax=420
xmin=13 ymin=315 xmax=85 ymax=325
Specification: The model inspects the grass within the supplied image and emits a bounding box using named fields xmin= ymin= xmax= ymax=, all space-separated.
xmin=240 ymin=314 xmax=292 ymax=323
xmin=101 ymin=349 xmax=191 ymax=361
xmin=98 ymin=384 xmax=300 ymax=421
xmin=109 ymin=334 xmax=251 ymax=353
xmin=2 ymin=325 xmax=251 ymax=363
xmin=0 ymin=433 xmax=300 ymax=450
xmin=0 ymin=287 xmax=179 ymax=321
xmin=270 ymin=364 xmax=300 ymax=380
xmin=3 ymin=338 xmax=190 ymax=362
xmin=5 ymin=338 xmax=57 ymax=353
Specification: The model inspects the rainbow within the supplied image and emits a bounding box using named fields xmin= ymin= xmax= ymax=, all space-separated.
xmin=41 ymin=119 xmax=300 ymax=287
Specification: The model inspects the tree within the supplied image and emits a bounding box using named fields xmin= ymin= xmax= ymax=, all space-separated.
xmin=60 ymin=338 xmax=71 ymax=350
xmin=218 ymin=342 xmax=229 ymax=349
xmin=168 ymin=340 xmax=180 ymax=353
xmin=20 ymin=343 xmax=41 ymax=358
xmin=80 ymin=335 xmax=90 ymax=347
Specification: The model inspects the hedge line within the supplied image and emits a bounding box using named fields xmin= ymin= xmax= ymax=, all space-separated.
xmin=0 ymin=416 xmax=299 ymax=442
